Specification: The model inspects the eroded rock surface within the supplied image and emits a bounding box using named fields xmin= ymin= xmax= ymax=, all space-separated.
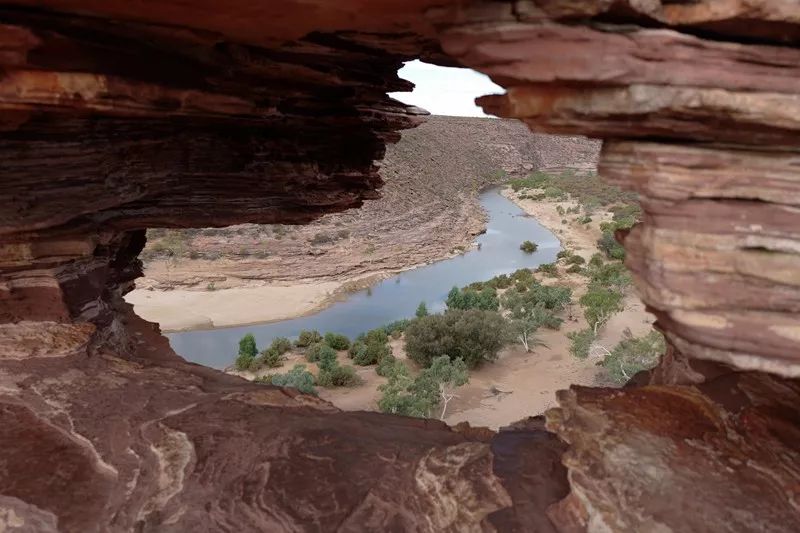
xmin=3 ymin=0 xmax=800 ymax=531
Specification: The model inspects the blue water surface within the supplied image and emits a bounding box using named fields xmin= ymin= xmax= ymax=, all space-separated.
xmin=168 ymin=188 xmax=560 ymax=368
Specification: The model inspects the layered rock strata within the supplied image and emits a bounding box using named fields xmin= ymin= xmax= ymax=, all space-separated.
xmin=2 ymin=0 xmax=800 ymax=532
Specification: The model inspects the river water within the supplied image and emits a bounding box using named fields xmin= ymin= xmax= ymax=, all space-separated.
xmin=168 ymin=188 xmax=560 ymax=368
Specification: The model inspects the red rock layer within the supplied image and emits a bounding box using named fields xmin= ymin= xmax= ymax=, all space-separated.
xmin=3 ymin=0 xmax=800 ymax=532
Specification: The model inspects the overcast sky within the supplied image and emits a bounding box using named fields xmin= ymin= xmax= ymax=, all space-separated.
xmin=389 ymin=60 xmax=504 ymax=117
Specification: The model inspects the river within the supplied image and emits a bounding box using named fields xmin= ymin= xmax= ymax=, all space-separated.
xmin=168 ymin=188 xmax=560 ymax=368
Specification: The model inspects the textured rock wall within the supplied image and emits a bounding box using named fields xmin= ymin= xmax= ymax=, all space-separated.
xmin=2 ymin=1 xmax=800 ymax=532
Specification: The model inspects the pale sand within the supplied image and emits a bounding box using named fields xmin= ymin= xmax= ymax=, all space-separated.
xmin=125 ymin=282 xmax=340 ymax=332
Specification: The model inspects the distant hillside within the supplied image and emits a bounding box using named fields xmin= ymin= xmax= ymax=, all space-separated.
xmin=139 ymin=117 xmax=600 ymax=287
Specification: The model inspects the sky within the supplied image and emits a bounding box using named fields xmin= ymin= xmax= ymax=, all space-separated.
xmin=388 ymin=60 xmax=504 ymax=117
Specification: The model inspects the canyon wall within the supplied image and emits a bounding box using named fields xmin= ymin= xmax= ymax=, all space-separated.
xmin=136 ymin=117 xmax=599 ymax=289
xmin=2 ymin=1 xmax=800 ymax=532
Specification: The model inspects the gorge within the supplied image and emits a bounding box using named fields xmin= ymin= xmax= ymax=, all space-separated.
xmin=3 ymin=1 xmax=800 ymax=532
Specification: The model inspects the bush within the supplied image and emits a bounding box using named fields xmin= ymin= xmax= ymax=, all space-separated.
xmin=579 ymin=216 xmax=592 ymax=224
xmin=416 ymin=302 xmax=428 ymax=318
xmin=405 ymin=309 xmax=507 ymax=368
xmin=324 ymin=332 xmax=350 ymax=350
xmin=536 ymin=263 xmax=559 ymax=277
xmin=296 ymin=329 xmax=323 ymax=347
xmin=566 ymin=264 xmax=583 ymax=274
xmin=568 ymin=329 xmax=595 ymax=359
xmin=377 ymin=356 xmax=468 ymax=419
xmin=353 ymin=341 xmax=391 ymax=366
xmin=357 ymin=328 xmax=389 ymax=346
xmin=306 ymin=343 xmax=336 ymax=363
xmin=544 ymin=186 xmax=565 ymax=199
xmin=519 ymin=240 xmax=538 ymax=254
xmin=382 ymin=319 xmax=411 ymax=337
xmin=318 ymin=365 xmax=362 ymax=387
xmin=271 ymin=364 xmax=316 ymax=395
xmin=376 ymin=355 xmax=408 ymax=378
xmin=602 ymin=330 xmax=665 ymax=384
xmin=566 ymin=255 xmax=586 ymax=265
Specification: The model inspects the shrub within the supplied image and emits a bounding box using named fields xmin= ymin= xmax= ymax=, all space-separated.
xmin=602 ymin=330 xmax=665 ymax=384
xmin=566 ymin=264 xmax=583 ymax=274
xmin=318 ymin=365 xmax=362 ymax=387
xmin=235 ymin=333 xmax=258 ymax=370
xmin=556 ymin=205 xmax=565 ymax=215
xmin=589 ymin=253 xmax=605 ymax=269
xmin=579 ymin=216 xmax=592 ymax=224
xmin=295 ymin=329 xmax=323 ymax=347
xmin=353 ymin=341 xmax=391 ymax=366
xmin=382 ymin=319 xmax=411 ymax=337
xmin=376 ymin=355 xmax=408 ymax=378
xmin=598 ymin=231 xmax=626 ymax=260
xmin=568 ymin=329 xmax=595 ymax=359
xmin=405 ymin=309 xmax=507 ymax=368
xmin=355 ymin=328 xmax=389 ymax=346
xmin=306 ymin=343 xmax=336 ymax=363
xmin=271 ymin=364 xmax=316 ymax=395
xmin=566 ymin=255 xmax=586 ymax=265
xmin=519 ymin=240 xmax=538 ymax=254
xmin=324 ymin=332 xmax=350 ymax=350
xmin=416 ymin=302 xmax=429 ymax=318
xmin=556 ymin=250 xmax=570 ymax=260
xmin=270 ymin=337 xmax=292 ymax=355
xmin=378 ymin=356 xmax=469 ymax=419
xmin=536 ymin=262 xmax=559 ymax=277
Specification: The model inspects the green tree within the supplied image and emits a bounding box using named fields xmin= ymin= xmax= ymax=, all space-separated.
xmin=416 ymin=301 xmax=429 ymax=318
xmin=416 ymin=356 xmax=469 ymax=419
xmin=580 ymin=287 xmax=624 ymax=334
xmin=377 ymin=356 xmax=469 ymax=419
xmin=520 ymin=240 xmax=538 ymax=254
xmin=404 ymin=309 xmax=507 ymax=368
xmin=508 ymin=315 xmax=548 ymax=353
xmin=446 ymin=286 xmax=499 ymax=311
xmin=271 ymin=364 xmax=316 ymax=395
xmin=235 ymin=333 xmax=258 ymax=370
xmin=602 ymin=330 xmax=665 ymax=384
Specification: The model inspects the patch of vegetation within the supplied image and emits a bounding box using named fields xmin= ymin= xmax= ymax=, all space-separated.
xmin=446 ymin=286 xmax=500 ymax=311
xmin=568 ymin=329 xmax=595 ymax=359
xmin=234 ymin=333 xmax=258 ymax=371
xmin=520 ymin=240 xmax=538 ymax=254
xmin=316 ymin=346 xmax=362 ymax=387
xmin=502 ymin=281 xmax=571 ymax=352
xmin=579 ymin=286 xmax=624 ymax=334
xmin=378 ymin=355 xmax=469 ymax=419
xmin=602 ymin=330 xmax=665 ymax=384
xmin=415 ymin=302 xmax=428 ymax=318
xmin=536 ymin=262 xmax=559 ymax=277
xmin=270 ymin=364 xmax=317 ymax=395
xmin=509 ymin=170 xmax=637 ymax=208
xmin=404 ymin=309 xmax=507 ymax=368
xmin=306 ymin=343 xmax=336 ymax=363
xmin=295 ymin=329 xmax=323 ymax=347
xmin=324 ymin=332 xmax=350 ymax=351
xmin=251 ymin=336 xmax=292 ymax=369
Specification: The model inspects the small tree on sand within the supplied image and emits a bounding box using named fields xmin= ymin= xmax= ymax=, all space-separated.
xmin=416 ymin=356 xmax=469 ymax=420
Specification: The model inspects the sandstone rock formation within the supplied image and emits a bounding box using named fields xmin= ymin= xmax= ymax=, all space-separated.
xmin=2 ymin=1 xmax=800 ymax=531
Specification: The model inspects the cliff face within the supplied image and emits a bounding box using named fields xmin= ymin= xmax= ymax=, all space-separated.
xmin=2 ymin=1 xmax=800 ymax=532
